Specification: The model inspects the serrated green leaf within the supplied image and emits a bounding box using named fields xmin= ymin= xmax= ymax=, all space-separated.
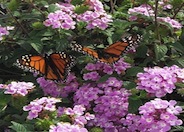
xmin=154 ymin=44 xmax=168 ymax=61
xmin=9 ymin=121 xmax=27 ymax=132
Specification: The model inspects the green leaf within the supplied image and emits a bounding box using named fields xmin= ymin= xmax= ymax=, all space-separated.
xmin=71 ymin=0 xmax=84 ymax=5
xmin=48 ymin=4 xmax=60 ymax=12
xmin=154 ymin=44 xmax=168 ymax=61
xmin=74 ymin=5 xmax=89 ymax=14
xmin=123 ymin=81 xmax=136 ymax=89
xmin=136 ymin=45 xmax=148 ymax=58
xmin=89 ymin=127 xmax=103 ymax=132
xmin=171 ymin=0 xmax=184 ymax=7
xmin=128 ymin=95 xmax=142 ymax=113
xmin=170 ymin=42 xmax=184 ymax=53
xmin=0 ymin=90 xmax=11 ymax=112
xmin=172 ymin=58 xmax=184 ymax=67
xmin=31 ymin=21 xmax=45 ymax=30
xmin=126 ymin=66 xmax=143 ymax=76
xmin=9 ymin=121 xmax=28 ymax=132
xmin=30 ymin=42 xmax=43 ymax=54
xmin=170 ymin=126 xmax=184 ymax=132
xmin=55 ymin=38 xmax=68 ymax=51
xmin=97 ymin=74 xmax=110 ymax=83
xmin=7 ymin=0 xmax=21 ymax=11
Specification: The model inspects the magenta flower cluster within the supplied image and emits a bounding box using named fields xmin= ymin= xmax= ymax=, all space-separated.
xmin=50 ymin=105 xmax=94 ymax=132
xmin=120 ymin=114 xmax=141 ymax=132
xmin=0 ymin=81 xmax=35 ymax=96
xmin=128 ymin=4 xmax=154 ymax=17
xmin=136 ymin=65 xmax=184 ymax=97
xmin=49 ymin=122 xmax=88 ymax=132
xmin=92 ymin=85 xmax=130 ymax=131
xmin=158 ymin=1 xmax=173 ymax=10
xmin=44 ymin=0 xmax=112 ymax=30
xmin=83 ymin=58 xmax=131 ymax=81
xmin=157 ymin=17 xmax=183 ymax=29
xmin=128 ymin=4 xmax=182 ymax=29
xmin=37 ymin=73 xmax=79 ymax=97
xmin=138 ymin=98 xmax=183 ymax=132
xmin=74 ymin=76 xmax=131 ymax=131
xmin=0 ymin=26 xmax=10 ymax=40
xmin=77 ymin=0 xmax=112 ymax=30
xmin=44 ymin=3 xmax=76 ymax=29
xmin=58 ymin=105 xmax=95 ymax=127
xmin=23 ymin=97 xmax=61 ymax=120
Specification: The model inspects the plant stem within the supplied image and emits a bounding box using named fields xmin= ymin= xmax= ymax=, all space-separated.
xmin=7 ymin=9 xmax=30 ymax=37
xmin=154 ymin=0 xmax=161 ymax=44
xmin=172 ymin=2 xmax=184 ymax=19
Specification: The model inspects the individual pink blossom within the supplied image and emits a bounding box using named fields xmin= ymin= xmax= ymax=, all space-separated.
xmin=0 ymin=26 xmax=10 ymax=40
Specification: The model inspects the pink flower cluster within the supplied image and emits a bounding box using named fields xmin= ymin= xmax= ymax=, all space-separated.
xmin=128 ymin=4 xmax=154 ymax=18
xmin=83 ymin=58 xmax=131 ymax=81
xmin=51 ymin=105 xmax=94 ymax=132
xmin=49 ymin=122 xmax=88 ymax=132
xmin=37 ymin=73 xmax=79 ymax=97
xmin=120 ymin=114 xmax=141 ymax=131
xmin=0 ymin=81 xmax=35 ymax=96
xmin=77 ymin=0 xmax=112 ymax=30
xmin=158 ymin=1 xmax=173 ymax=10
xmin=44 ymin=0 xmax=112 ymax=30
xmin=0 ymin=26 xmax=10 ymax=40
xmin=136 ymin=65 xmax=184 ymax=97
xmin=74 ymin=76 xmax=131 ymax=131
xmin=138 ymin=98 xmax=183 ymax=132
xmin=128 ymin=4 xmax=182 ymax=29
xmin=44 ymin=3 xmax=76 ymax=29
xmin=23 ymin=97 xmax=61 ymax=120
xmin=58 ymin=105 xmax=95 ymax=127
xmin=158 ymin=17 xmax=183 ymax=29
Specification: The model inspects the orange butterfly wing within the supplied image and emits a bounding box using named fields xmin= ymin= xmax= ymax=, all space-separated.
xmin=48 ymin=52 xmax=75 ymax=80
xmin=16 ymin=52 xmax=75 ymax=81
xmin=104 ymin=41 xmax=129 ymax=56
xmin=16 ymin=55 xmax=46 ymax=74
xmin=70 ymin=34 xmax=142 ymax=64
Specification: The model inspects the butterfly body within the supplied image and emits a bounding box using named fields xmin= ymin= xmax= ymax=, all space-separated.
xmin=71 ymin=34 xmax=142 ymax=64
xmin=16 ymin=52 xmax=75 ymax=81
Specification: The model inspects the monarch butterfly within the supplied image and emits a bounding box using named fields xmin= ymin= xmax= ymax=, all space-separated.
xmin=70 ymin=34 xmax=142 ymax=64
xmin=15 ymin=52 xmax=75 ymax=81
